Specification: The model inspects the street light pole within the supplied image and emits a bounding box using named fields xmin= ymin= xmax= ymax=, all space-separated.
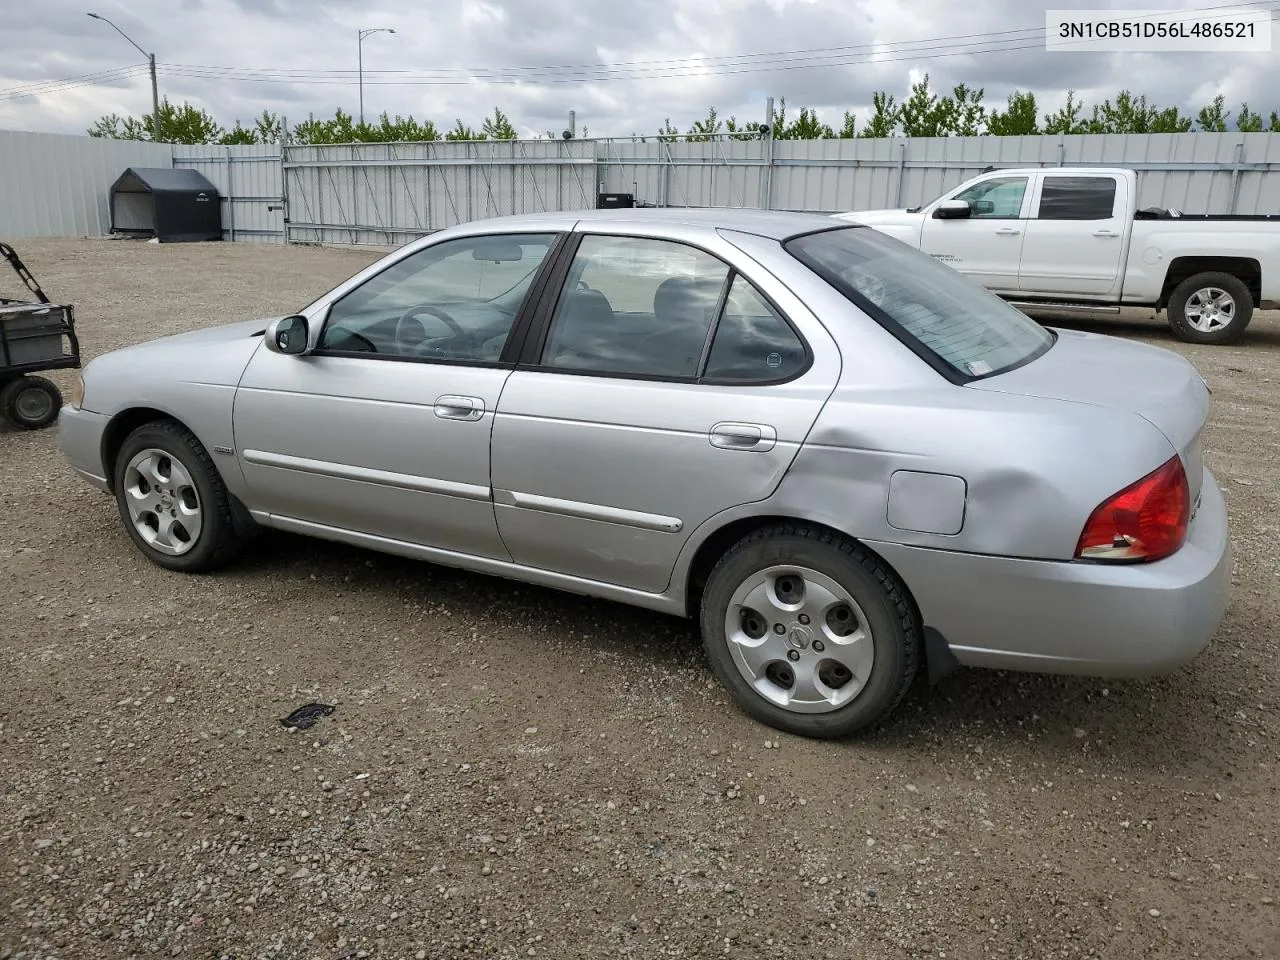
xmin=87 ymin=13 xmax=161 ymax=138
xmin=357 ymin=27 xmax=395 ymax=125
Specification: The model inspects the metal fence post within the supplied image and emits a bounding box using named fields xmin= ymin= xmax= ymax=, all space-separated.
xmin=225 ymin=146 xmax=236 ymax=243
xmin=893 ymin=141 xmax=907 ymax=207
xmin=1229 ymin=141 xmax=1245 ymax=214
xmin=280 ymin=117 xmax=290 ymax=245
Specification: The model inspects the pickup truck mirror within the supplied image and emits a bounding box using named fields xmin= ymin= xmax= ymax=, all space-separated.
xmin=933 ymin=200 xmax=972 ymax=220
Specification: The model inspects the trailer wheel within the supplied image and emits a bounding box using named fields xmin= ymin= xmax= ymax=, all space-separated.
xmin=0 ymin=376 xmax=63 ymax=430
xmin=1168 ymin=272 xmax=1253 ymax=345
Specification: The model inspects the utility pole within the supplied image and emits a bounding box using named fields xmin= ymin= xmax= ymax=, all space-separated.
xmin=87 ymin=13 xmax=161 ymax=139
xmin=357 ymin=27 xmax=396 ymax=125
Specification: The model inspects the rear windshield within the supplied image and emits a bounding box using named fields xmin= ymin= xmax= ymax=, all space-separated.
xmin=784 ymin=226 xmax=1053 ymax=379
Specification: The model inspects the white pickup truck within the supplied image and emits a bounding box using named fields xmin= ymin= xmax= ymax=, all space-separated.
xmin=832 ymin=166 xmax=1280 ymax=344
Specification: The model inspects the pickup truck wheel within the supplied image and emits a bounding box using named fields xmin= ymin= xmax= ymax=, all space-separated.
xmin=699 ymin=524 xmax=921 ymax=739
xmin=1168 ymin=272 xmax=1253 ymax=345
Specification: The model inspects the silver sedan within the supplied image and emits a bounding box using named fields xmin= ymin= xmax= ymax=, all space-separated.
xmin=57 ymin=209 xmax=1231 ymax=738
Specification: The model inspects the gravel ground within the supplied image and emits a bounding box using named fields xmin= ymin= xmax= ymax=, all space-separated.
xmin=2 ymin=237 xmax=1278 ymax=959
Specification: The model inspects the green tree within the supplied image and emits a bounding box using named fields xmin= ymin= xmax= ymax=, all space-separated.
xmin=986 ymin=91 xmax=1039 ymax=136
xmin=444 ymin=119 xmax=484 ymax=141
xmin=782 ymin=107 xmax=834 ymax=139
xmin=861 ymin=91 xmax=899 ymax=137
xmin=87 ymin=113 xmax=147 ymax=139
xmin=148 ymin=98 xmax=224 ymax=143
xmin=943 ymin=82 xmax=987 ymax=136
xmin=836 ymin=110 xmax=857 ymax=138
xmin=1043 ymin=90 xmax=1090 ymax=134
xmin=686 ymin=106 xmax=723 ymax=142
xmin=724 ymin=116 xmax=759 ymax=141
xmin=1085 ymin=91 xmax=1191 ymax=133
xmin=1196 ymin=94 xmax=1229 ymax=132
xmin=87 ymin=97 xmax=223 ymax=143
xmin=1236 ymin=104 xmax=1280 ymax=132
xmin=899 ymin=75 xmax=946 ymax=137
xmin=219 ymin=123 xmax=257 ymax=144
xmin=657 ymin=117 xmax=681 ymax=142
xmin=481 ymin=107 xmax=518 ymax=140
xmin=290 ymin=108 xmax=357 ymax=144
xmin=1237 ymin=103 xmax=1263 ymax=132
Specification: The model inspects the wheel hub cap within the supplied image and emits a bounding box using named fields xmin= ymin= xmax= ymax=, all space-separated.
xmin=1186 ymin=287 xmax=1235 ymax=333
xmin=122 ymin=448 xmax=202 ymax=557
xmin=724 ymin=565 xmax=875 ymax=715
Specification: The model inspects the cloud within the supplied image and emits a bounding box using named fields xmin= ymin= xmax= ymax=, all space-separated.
xmin=1 ymin=0 xmax=1276 ymax=138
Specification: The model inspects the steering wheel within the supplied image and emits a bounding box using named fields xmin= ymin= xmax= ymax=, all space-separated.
xmin=395 ymin=304 xmax=477 ymax=356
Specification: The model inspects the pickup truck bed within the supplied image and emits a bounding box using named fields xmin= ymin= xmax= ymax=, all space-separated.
xmin=835 ymin=166 xmax=1280 ymax=345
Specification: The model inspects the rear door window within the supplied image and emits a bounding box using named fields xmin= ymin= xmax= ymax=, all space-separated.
xmin=1036 ymin=177 xmax=1118 ymax=220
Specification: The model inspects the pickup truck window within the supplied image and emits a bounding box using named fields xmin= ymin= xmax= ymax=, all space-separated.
xmin=952 ymin=177 xmax=1028 ymax=219
xmin=1036 ymin=177 xmax=1118 ymax=220
xmin=786 ymin=226 xmax=1053 ymax=381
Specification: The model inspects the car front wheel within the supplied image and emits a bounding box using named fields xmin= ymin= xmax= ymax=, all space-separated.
xmin=700 ymin=524 xmax=921 ymax=739
xmin=112 ymin=420 xmax=243 ymax=572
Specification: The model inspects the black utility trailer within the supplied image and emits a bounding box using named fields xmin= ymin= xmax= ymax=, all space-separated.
xmin=0 ymin=242 xmax=81 ymax=430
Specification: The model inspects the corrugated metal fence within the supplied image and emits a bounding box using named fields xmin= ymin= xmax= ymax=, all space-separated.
xmin=3 ymin=129 xmax=1279 ymax=245
xmin=169 ymin=144 xmax=285 ymax=243
xmin=0 ymin=130 xmax=171 ymax=239
xmin=598 ymin=132 xmax=1280 ymax=216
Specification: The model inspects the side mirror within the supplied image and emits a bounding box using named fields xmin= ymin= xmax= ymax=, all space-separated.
xmin=933 ymin=199 xmax=972 ymax=220
xmin=264 ymin=315 xmax=309 ymax=355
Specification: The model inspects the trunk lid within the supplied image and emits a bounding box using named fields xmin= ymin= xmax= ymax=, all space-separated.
xmin=968 ymin=327 xmax=1209 ymax=502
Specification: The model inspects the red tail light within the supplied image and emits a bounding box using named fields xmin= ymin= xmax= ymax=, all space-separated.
xmin=1075 ymin=455 xmax=1190 ymax=563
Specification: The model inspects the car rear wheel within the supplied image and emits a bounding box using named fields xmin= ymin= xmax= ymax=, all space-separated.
xmin=699 ymin=524 xmax=921 ymax=738
xmin=112 ymin=420 xmax=244 ymax=572
xmin=1168 ymin=271 xmax=1253 ymax=345
xmin=0 ymin=375 xmax=62 ymax=430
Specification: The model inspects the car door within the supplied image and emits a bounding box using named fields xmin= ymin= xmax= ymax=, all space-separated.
xmin=489 ymin=225 xmax=841 ymax=594
xmin=232 ymin=229 xmax=565 ymax=559
xmin=1018 ymin=173 xmax=1127 ymax=296
xmin=919 ymin=174 xmax=1031 ymax=292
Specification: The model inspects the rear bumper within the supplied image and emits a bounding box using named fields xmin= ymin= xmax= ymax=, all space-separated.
xmin=869 ymin=467 xmax=1232 ymax=678
xmin=57 ymin=404 xmax=110 ymax=491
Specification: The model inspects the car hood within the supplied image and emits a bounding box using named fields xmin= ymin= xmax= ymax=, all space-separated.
xmin=138 ymin=317 xmax=275 ymax=348
xmin=969 ymin=327 xmax=1210 ymax=500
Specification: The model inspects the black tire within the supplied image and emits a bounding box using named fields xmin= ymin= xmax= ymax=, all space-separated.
xmin=1167 ymin=271 xmax=1253 ymax=345
xmin=0 ymin=375 xmax=62 ymax=430
xmin=699 ymin=523 xmax=921 ymax=739
xmin=112 ymin=419 xmax=244 ymax=572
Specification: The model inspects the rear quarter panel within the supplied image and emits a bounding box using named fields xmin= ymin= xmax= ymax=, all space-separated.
xmin=1122 ymin=220 xmax=1280 ymax=303
xmin=770 ymin=383 xmax=1177 ymax=561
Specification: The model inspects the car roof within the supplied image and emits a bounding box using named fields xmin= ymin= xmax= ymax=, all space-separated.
xmin=452 ymin=207 xmax=851 ymax=241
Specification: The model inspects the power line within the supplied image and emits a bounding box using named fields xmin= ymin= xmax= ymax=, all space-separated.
xmin=152 ymin=0 xmax=1277 ymax=85
xmin=0 ymin=64 xmax=149 ymax=101
xmin=2 ymin=1 xmax=1274 ymax=102
xmin=158 ymin=26 xmax=1280 ymax=87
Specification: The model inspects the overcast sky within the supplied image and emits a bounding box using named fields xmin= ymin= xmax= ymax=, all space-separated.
xmin=1 ymin=0 xmax=1277 ymax=139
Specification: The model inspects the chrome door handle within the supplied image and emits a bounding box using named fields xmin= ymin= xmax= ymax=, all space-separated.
xmin=434 ymin=395 xmax=484 ymax=421
xmin=995 ymin=227 xmax=1021 ymax=236
xmin=709 ymin=422 xmax=777 ymax=452
xmin=1093 ymin=229 xmax=1120 ymax=238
